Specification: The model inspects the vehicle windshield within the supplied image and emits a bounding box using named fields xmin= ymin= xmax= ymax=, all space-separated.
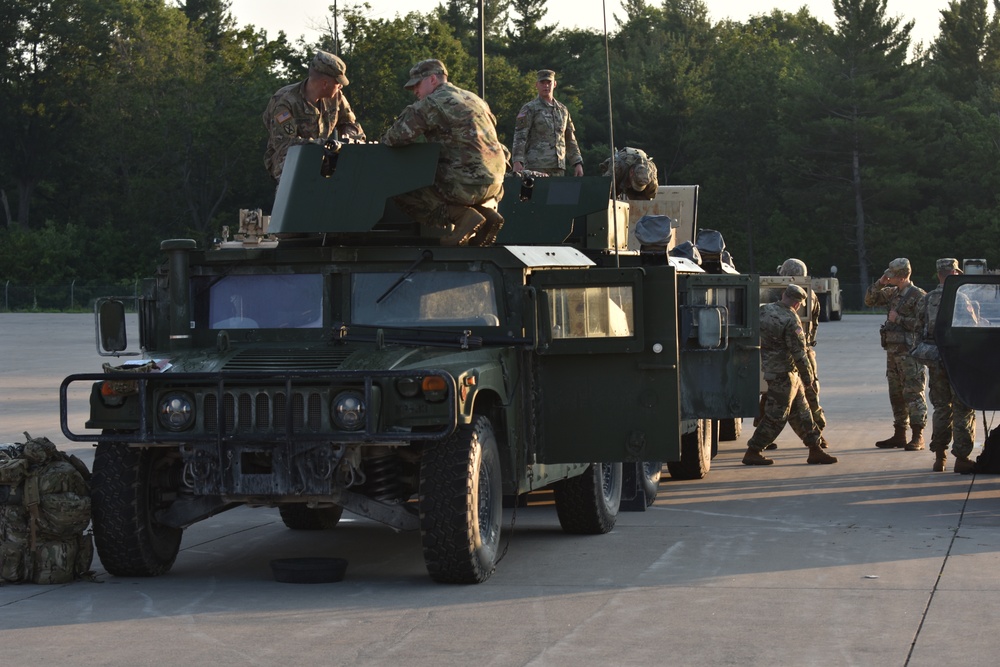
xmin=352 ymin=271 xmax=500 ymax=327
xmin=952 ymin=283 xmax=1000 ymax=328
xmin=192 ymin=274 xmax=324 ymax=329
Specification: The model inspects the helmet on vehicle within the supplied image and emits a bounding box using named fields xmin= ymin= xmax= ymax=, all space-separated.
xmin=779 ymin=258 xmax=808 ymax=277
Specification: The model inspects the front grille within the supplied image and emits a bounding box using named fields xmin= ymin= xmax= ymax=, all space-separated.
xmin=204 ymin=390 xmax=324 ymax=435
xmin=224 ymin=348 xmax=353 ymax=371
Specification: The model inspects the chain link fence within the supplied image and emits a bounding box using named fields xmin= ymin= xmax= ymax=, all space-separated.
xmin=1 ymin=281 xmax=141 ymax=312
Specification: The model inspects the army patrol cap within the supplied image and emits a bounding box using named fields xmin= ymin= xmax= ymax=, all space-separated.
xmin=536 ymin=69 xmax=556 ymax=82
xmin=936 ymin=258 xmax=962 ymax=274
xmin=405 ymin=59 xmax=448 ymax=89
xmin=311 ymin=50 xmax=349 ymax=86
xmin=882 ymin=257 xmax=911 ymax=278
xmin=784 ymin=284 xmax=808 ymax=302
xmin=779 ymin=258 xmax=808 ymax=277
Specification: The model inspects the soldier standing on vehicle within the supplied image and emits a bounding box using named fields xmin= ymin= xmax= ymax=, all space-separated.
xmin=511 ymin=70 xmax=584 ymax=177
xmin=262 ymin=50 xmax=365 ymax=182
xmin=743 ymin=284 xmax=838 ymax=466
xmin=865 ymin=258 xmax=928 ymax=450
xmin=381 ymin=59 xmax=506 ymax=246
xmin=914 ymin=258 xmax=977 ymax=472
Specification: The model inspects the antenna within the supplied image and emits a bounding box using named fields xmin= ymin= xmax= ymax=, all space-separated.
xmin=601 ymin=0 xmax=620 ymax=266
xmin=478 ymin=0 xmax=486 ymax=99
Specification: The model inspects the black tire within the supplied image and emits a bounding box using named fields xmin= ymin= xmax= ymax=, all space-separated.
xmin=91 ymin=441 xmax=183 ymax=577
xmin=667 ymin=419 xmax=712 ymax=480
xmin=719 ymin=418 xmax=743 ymax=442
xmin=830 ymin=298 xmax=843 ymax=321
xmin=419 ymin=415 xmax=503 ymax=584
xmin=278 ymin=504 xmax=344 ymax=530
xmin=639 ymin=461 xmax=662 ymax=505
xmin=553 ymin=462 xmax=622 ymax=534
xmin=818 ymin=293 xmax=831 ymax=322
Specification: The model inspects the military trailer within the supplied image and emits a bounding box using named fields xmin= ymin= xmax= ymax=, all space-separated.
xmin=60 ymin=141 xmax=759 ymax=583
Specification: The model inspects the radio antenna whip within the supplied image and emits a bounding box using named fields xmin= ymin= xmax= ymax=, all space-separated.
xmin=602 ymin=0 xmax=620 ymax=266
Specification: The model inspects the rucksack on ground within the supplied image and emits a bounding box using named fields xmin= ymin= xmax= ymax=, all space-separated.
xmin=0 ymin=433 xmax=94 ymax=584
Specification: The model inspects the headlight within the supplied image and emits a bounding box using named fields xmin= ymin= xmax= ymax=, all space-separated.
xmin=332 ymin=390 xmax=366 ymax=430
xmin=158 ymin=392 xmax=195 ymax=431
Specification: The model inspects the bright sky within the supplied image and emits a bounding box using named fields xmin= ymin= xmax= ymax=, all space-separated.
xmin=228 ymin=0 xmax=951 ymax=49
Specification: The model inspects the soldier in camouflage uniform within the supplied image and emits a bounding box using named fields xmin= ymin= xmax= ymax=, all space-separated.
xmin=915 ymin=258 xmax=977 ymax=472
xmin=743 ymin=284 xmax=838 ymax=466
xmin=865 ymin=258 xmax=928 ymax=450
xmin=779 ymin=259 xmax=827 ymax=436
xmin=601 ymin=147 xmax=658 ymax=199
xmin=381 ymin=59 xmax=506 ymax=246
xmin=511 ymin=70 xmax=584 ymax=177
xmin=263 ymin=50 xmax=365 ymax=182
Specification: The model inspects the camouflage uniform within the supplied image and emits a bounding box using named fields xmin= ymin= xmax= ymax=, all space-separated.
xmin=761 ymin=282 xmax=825 ymax=438
xmin=262 ymin=51 xmax=365 ymax=182
xmin=382 ymin=81 xmax=506 ymax=230
xmin=916 ymin=283 xmax=976 ymax=458
xmin=601 ymin=147 xmax=658 ymax=199
xmin=747 ymin=298 xmax=822 ymax=452
xmin=865 ymin=278 xmax=928 ymax=431
xmin=511 ymin=98 xmax=583 ymax=176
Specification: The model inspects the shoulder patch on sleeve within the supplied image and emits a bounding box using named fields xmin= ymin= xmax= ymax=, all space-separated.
xmin=275 ymin=110 xmax=292 ymax=124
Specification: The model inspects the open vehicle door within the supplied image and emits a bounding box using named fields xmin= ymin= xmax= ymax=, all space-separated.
xmin=935 ymin=274 xmax=1000 ymax=410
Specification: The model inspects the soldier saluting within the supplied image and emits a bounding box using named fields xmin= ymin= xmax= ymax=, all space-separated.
xmin=511 ymin=69 xmax=584 ymax=177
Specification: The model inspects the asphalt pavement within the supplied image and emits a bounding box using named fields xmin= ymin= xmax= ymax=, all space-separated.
xmin=1 ymin=312 xmax=998 ymax=666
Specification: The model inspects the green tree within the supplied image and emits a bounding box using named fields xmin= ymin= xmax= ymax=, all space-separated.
xmin=0 ymin=0 xmax=121 ymax=228
xmin=782 ymin=0 xmax=917 ymax=293
xmin=931 ymin=0 xmax=997 ymax=99
xmin=683 ymin=10 xmax=830 ymax=274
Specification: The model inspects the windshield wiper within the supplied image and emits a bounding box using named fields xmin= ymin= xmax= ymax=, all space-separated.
xmin=376 ymin=250 xmax=433 ymax=305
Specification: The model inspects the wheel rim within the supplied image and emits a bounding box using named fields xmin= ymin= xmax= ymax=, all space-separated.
xmin=477 ymin=454 xmax=496 ymax=544
xmin=600 ymin=462 xmax=615 ymax=502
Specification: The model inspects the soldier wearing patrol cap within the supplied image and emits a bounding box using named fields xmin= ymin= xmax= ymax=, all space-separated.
xmin=381 ymin=59 xmax=506 ymax=247
xmin=743 ymin=283 xmax=838 ymax=466
xmin=914 ymin=258 xmax=977 ymax=472
xmin=511 ymin=69 xmax=584 ymax=177
xmin=262 ymin=50 xmax=365 ymax=181
xmin=864 ymin=257 xmax=928 ymax=450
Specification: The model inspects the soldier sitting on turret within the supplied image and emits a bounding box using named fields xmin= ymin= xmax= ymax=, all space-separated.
xmin=381 ymin=59 xmax=506 ymax=246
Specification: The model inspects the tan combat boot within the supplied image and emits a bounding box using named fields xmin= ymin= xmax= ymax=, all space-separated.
xmin=932 ymin=451 xmax=947 ymax=472
xmin=875 ymin=425 xmax=907 ymax=449
xmin=953 ymin=456 xmax=976 ymax=474
xmin=440 ymin=207 xmax=486 ymax=246
xmin=904 ymin=425 xmax=925 ymax=451
xmin=807 ymin=443 xmax=838 ymax=464
xmin=742 ymin=447 xmax=774 ymax=466
xmin=470 ymin=206 xmax=504 ymax=246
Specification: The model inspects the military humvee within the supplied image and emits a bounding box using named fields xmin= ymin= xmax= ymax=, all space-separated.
xmin=60 ymin=141 xmax=759 ymax=583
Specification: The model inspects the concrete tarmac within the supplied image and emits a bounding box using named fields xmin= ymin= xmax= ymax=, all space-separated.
xmin=1 ymin=313 xmax=998 ymax=666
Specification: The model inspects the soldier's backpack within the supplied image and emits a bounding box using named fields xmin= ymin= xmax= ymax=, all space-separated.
xmin=0 ymin=433 xmax=94 ymax=584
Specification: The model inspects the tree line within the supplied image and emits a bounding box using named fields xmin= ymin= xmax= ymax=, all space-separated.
xmin=2 ymin=0 xmax=999 ymax=301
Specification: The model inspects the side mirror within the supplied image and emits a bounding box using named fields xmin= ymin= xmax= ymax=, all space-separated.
xmin=98 ymin=299 xmax=128 ymax=353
